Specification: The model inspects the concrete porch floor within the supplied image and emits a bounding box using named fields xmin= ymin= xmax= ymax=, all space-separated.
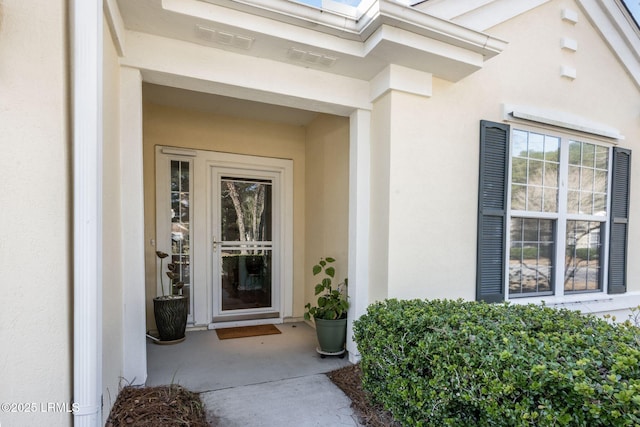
xmin=146 ymin=322 xmax=361 ymax=426
xmin=146 ymin=322 xmax=352 ymax=392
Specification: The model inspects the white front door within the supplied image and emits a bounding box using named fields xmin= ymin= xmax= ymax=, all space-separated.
xmin=156 ymin=147 xmax=293 ymax=326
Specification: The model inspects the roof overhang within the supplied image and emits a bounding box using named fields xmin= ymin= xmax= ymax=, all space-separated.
xmin=113 ymin=0 xmax=507 ymax=82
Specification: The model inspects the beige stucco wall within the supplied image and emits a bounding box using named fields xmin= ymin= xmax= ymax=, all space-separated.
xmin=379 ymin=0 xmax=640 ymax=301
xmin=304 ymin=114 xmax=350 ymax=312
xmin=0 ymin=0 xmax=72 ymax=426
xmin=143 ymin=102 xmax=312 ymax=328
xmin=102 ymin=17 xmax=124 ymax=419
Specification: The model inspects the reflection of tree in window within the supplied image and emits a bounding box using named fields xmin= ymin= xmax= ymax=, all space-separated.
xmin=511 ymin=130 xmax=559 ymax=213
xmin=221 ymin=178 xmax=272 ymax=254
xmin=565 ymin=220 xmax=602 ymax=292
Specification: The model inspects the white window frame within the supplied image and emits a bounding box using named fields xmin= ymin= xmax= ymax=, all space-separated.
xmin=505 ymin=125 xmax=615 ymax=302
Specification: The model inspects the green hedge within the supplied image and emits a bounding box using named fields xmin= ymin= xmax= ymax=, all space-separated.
xmin=353 ymin=299 xmax=640 ymax=426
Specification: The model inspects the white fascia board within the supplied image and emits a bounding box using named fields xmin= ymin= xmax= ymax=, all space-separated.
xmin=365 ymin=24 xmax=484 ymax=70
xmin=576 ymin=0 xmax=640 ymax=90
xmin=376 ymin=0 xmax=507 ymax=58
xmin=166 ymin=0 xmax=506 ymax=58
xmin=503 ymin=104 xmax=625 ymax=141
xmin=122 ymin=31 xmax=371 ymax=114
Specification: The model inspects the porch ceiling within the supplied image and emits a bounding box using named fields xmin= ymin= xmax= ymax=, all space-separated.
xmin=143 ymin=83 xmax=320 ymax=126
xmin=114 ymin=0 xmax=507 ymax=82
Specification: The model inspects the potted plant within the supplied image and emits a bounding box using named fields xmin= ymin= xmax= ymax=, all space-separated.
xmin=304 ymin=257 xmax=349 ymax=357
xmin=153 ymin=251 xmax=188 ymax=343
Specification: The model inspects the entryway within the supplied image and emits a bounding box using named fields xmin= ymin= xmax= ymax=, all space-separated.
xmin=155 ymin=147 xmax=293 ymax=327
xmin=145 ymin=323 xmax=351 ymax=392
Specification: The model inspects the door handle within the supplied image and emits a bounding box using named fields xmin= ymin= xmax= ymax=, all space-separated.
xmin=212 ymin=236 xmax=218 ymax=252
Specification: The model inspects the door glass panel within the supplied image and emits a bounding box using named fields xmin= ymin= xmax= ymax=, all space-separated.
xmin=219 ymin=177 xmax=273 ymax=312
xmin=170 ymin=160 xmax=191 ymax=316
xmin=221 ymin=249 xmax=272 ymax=310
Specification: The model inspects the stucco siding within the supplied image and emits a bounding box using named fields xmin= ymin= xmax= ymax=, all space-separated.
xmin=304 ymin=114 xmax=350 ymax=314
xmin=0 ymin=0 xmax=72 ymax=426
xmin=382 ymin=0 xmax=640 ymax=303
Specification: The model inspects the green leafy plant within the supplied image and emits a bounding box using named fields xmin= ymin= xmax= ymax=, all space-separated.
xmin=304 ymin=257 xmax=349 ymax=321
xmin=354 ymin=299 xmax=640 ymax=427
xmin=155 ymin=251 xmax=185 ymax=297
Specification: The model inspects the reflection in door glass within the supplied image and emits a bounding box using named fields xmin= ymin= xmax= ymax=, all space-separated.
xmin=220 ymin=177 xmax=273 ymax=311
xmin=221 ymin=178 xmax=272 ymax=242
xmin=171 ymin=160 xmax=191 ymax=314
xmin=221 ymin=250 xmax=272 ymax=310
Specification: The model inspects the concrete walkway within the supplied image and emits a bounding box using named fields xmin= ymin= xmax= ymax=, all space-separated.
xmin=146 ymin=322 xmax=362 ymax=426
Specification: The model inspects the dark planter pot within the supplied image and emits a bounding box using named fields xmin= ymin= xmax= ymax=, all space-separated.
xmin=245 ymin=255 xmax=264 ymax=275
xmin=153 ymin=295 xmax=188 ymax=342
xmin=314 ymin=317 xmax=347 ymax=353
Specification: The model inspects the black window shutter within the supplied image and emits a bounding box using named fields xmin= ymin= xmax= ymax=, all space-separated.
xmin=608 ymin=147 xmax=631 ymax=294
xmin=477 ymin=120 xmax=510 ymax=303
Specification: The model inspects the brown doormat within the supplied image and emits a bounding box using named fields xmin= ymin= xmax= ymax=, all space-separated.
xmin=215 ymin=324 xmax=282 ymax=340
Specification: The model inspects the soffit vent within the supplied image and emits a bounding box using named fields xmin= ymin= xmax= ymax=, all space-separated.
xmin=195 ymin=24 xmax=254 ymax=50
xmin=287 ymin=47 xmax=338 ymax=68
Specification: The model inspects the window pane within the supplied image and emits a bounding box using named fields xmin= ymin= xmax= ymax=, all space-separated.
xmin=567 ymin=141 xmax=609 ymax=216
xmin=594 ymin=170 xmax=607 ymax=193
xmin=582 ymin=168 xmax=594 ymax=192
xmin=510 ymin=130 xmax=559 ymax=213
xmin=512 ymin=158 xmax=527 ymax=184
xmin=529 ymin=160 xmax=544 ymax=185
xmin=582 ymin=143 xmax=595 ymax=168
xmin=509 ymin=218 xmax=555 ymax=296
xmin=513 ymin=130 xmax=528 ymax=157
xmin=527 ymin=186 xmax=543 ymax=212
xmin=543 ymin=188 xmax=558 ymax=212
xmin=580 ymin=191 xmax=593 ymax=215
xmin=569 ymin=141 xmax=582 ymax=165
xmin=565 ymin=220 xmax=602 ymax=292
xmin=169 ymin=160 xmax=191 ymax=314
xmin=528 ymin=133 xmax=544 ymax=157
xmin=568 ymin=165 xmax=581 ymax=190
xmin=595 ymin=146 xmax=609 ymax=169
xmin=544 ymin=163 xmax=558 ymax=187
xmin=511 ymin=184 xmax=526 ymax=210
xmin=544 ymin=136 xmax=560 ymax=161
xmin=593 ymin=194 xmax=606 ymax=214
xmin=567 ymin=190 xmax=579 ymax=214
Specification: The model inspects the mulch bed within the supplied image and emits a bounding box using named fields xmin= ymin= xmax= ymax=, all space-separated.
xmin=106 ymin=364 xmax=396 ymax=426
xmin=327 ymin=364 xmax=401 ymax=427
xmin=105 ymin=384 xmax=209 ymax=426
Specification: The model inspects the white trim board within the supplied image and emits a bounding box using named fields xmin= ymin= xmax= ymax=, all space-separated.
xmin=502 ymin=104 xmax=624 ymax=141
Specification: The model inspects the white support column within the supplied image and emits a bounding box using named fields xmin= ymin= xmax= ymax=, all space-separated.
xmin=120 ymin=67 xmax=147 ymax=385
xmin=347 ymin=109 xmax=371 ymax=363
xmin=72 ymin=0 xmax=103 ymax=425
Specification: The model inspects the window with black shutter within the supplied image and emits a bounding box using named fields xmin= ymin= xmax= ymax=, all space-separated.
xmin=477 ymin=120 xmax=630 ymax=300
